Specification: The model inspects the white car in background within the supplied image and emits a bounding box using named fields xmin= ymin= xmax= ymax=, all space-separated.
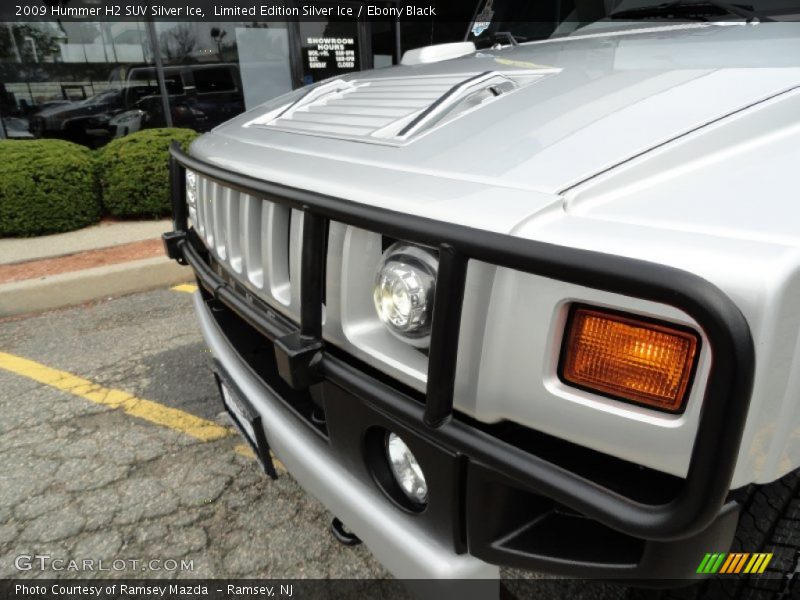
xmin=164 ymin=5 xmax=800 ymax=597
xmin=0 ymin=116 xmax=33 ymax=139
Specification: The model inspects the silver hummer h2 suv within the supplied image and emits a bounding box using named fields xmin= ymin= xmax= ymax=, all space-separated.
xmin=163 ymin=9 xmax=800 ymax=591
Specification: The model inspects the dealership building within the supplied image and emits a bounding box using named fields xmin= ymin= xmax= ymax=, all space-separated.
xmin=0 ymin=2 xmax=475 ymax=145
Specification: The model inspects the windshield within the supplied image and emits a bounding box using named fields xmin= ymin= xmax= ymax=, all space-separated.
xmin=466 ymin=0 xmax=800 ymax=47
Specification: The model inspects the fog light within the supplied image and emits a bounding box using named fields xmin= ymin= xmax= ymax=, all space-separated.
xmin=386 ymin=432 xmax=428 ymax=505
xmin=560 ymin=306 xmax=700 ymax=412
xmin=373 ymin=242 xmax=438 ymax=348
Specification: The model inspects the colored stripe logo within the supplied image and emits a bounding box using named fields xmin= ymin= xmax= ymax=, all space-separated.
xmin=697 ymin=553 xmax=773 ymax=574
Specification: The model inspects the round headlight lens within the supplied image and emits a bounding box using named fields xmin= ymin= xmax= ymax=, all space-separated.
xmin=386 ymin=432 xmax=428 ymax=505
xmin=373 ymin=243 xmax=438 ymax=348
xmin=185 ymin=169 xmax=197 ymax=206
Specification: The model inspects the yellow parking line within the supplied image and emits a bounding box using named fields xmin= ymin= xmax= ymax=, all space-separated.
xmin=0 ymin=351 xmax=229 ymax=441
xmin=0 ymin=350 xmax=285 ymax=472
xmin=235 ymin=444 xmax=257 ymax=459
xmin=172 ymin=283 xmax=198 ymax=294
xmin=239 ymin=445 xmax=286 ymax=472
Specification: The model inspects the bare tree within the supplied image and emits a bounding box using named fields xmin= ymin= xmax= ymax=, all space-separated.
xmin=160 ymin=25 xmax=197 ymax=62
xmin=0 ymin=24 xmax=61 ymax=63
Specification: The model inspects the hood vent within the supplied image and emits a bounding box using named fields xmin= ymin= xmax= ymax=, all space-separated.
xmin=246 ymin=70 xmax=557 ymax=145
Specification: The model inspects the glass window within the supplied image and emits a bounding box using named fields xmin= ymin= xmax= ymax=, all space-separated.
xmin=0 ymin=20 xmax=155 ymax=147
xmin=127 ymin=67 xmax=184 ymax=94
xmin=193 ymin=66 xmax=237 ymax=93
xmin=0 ymin=15 xmax=404 ymax=145
xmin=299 ymin=19 xmax=361 ymax=84
xmin=153 ymin=21 xmax=293 ymax=124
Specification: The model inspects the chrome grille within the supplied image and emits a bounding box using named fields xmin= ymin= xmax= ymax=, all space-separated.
xmin=194 ymin=174 xmax=293 ymax=310
xmin=188 ymin=176 xmax=432 ymax=393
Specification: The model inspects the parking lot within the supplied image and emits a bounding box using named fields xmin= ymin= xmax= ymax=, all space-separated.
xmin=0 ymin=286 xmax=390 ymax=580
xmin=0 ymin=286 xmax=633 ymax=599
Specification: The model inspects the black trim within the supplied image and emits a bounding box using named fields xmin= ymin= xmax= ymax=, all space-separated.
xmin=165 ymin=143 xmax=756 ymax=543
xmin=169 ymin=155 xmax=188 ymax=233
xmin=274 ymin=331 xmax=323 ymax=390
xmin=213 ymin=370 xmax=278 ymax=480
xmin=300 ymin=211 xmax=327 ymax=339
xmin=330 ymin=517 xmax=362 ymax=546
xmin=162 ymin=230 xmax=187 ymax=265
xmin=556 ymin=303 xmax=703 ymax=415
xmin=206 ymin=301 xmax=738 ymax=577
xmin=424 ymin=244 xmax=467 ymax=427
xmin=202 ymin=285 xmax=328 ymax=441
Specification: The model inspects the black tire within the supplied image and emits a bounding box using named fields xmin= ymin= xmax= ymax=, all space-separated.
xmin=630 ymin=469 xmax=800 ymax=600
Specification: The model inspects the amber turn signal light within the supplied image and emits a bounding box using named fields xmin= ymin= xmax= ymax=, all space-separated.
xmin=560 ymin=306 xmax=700 ymax=412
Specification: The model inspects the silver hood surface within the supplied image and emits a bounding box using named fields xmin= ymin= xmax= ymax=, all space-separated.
xmin=186 ymin=22 xmax=800 ymax=488
xmin=199 ymin=22 xmax=800 ymax=199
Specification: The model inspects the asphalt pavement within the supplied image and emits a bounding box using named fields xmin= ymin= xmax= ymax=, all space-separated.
xmin=0 ymin=286 xmax=632 ymax=599
xmin=0 ymin=288 xmax=387 ymax=580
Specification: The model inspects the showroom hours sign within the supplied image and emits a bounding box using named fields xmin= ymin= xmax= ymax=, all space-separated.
xmin=300 ymin=22 xmax=361 ymax=84
xmin=307 ymin=37 xmax=356 ymax=70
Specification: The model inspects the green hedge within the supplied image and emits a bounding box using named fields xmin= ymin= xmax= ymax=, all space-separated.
xmin=99 ymin=128 xmax=198 ymax=218
xmin=0 ymin=139 xmax=101 ymax=237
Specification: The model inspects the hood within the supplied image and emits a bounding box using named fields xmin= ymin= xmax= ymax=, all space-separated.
xmin=36 ymin=102 xmax=84 ymax=118
xmin=208 ymin=22 xmax=800 ymax=195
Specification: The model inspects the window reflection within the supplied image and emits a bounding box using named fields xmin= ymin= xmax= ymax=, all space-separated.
xmin=0 ymin=13 xmax=407 ymax=146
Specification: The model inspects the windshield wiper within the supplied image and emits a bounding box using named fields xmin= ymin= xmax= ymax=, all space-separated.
xmin=495 ymin=31 xmax=526 ymax=46
xmin=609 ymin=0 xmax=775 ymax=22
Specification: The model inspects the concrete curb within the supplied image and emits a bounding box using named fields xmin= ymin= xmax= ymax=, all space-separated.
xmin=0 ymin=220 xmax=172 ymax=266
xmin=0 ymin=256 xmax=190 ymax=317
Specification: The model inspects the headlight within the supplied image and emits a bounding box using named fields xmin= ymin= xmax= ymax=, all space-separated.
xmin=386 ymin=432 xmax=428 ymax=506
xmin=373 ymin=242 xmax=438 ymax=348
xmin=109 ymin=109 xmax=145 ymax=125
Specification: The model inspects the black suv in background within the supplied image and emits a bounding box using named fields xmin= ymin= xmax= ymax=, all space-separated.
xmin=29 ymin=89 xmax=125 ymax=145
xmin=29 ymin=63 xmax=244 ymax=146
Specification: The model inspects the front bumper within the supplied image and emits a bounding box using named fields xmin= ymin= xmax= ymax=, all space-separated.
xmin=165 ymin=143 xmax=755 ymax=579
xmin=194 ymin=290 xmax=496 ymax=579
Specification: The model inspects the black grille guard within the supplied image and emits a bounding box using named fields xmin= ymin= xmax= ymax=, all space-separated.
xmin=164 ymin=142 xmax=755 ymax=542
